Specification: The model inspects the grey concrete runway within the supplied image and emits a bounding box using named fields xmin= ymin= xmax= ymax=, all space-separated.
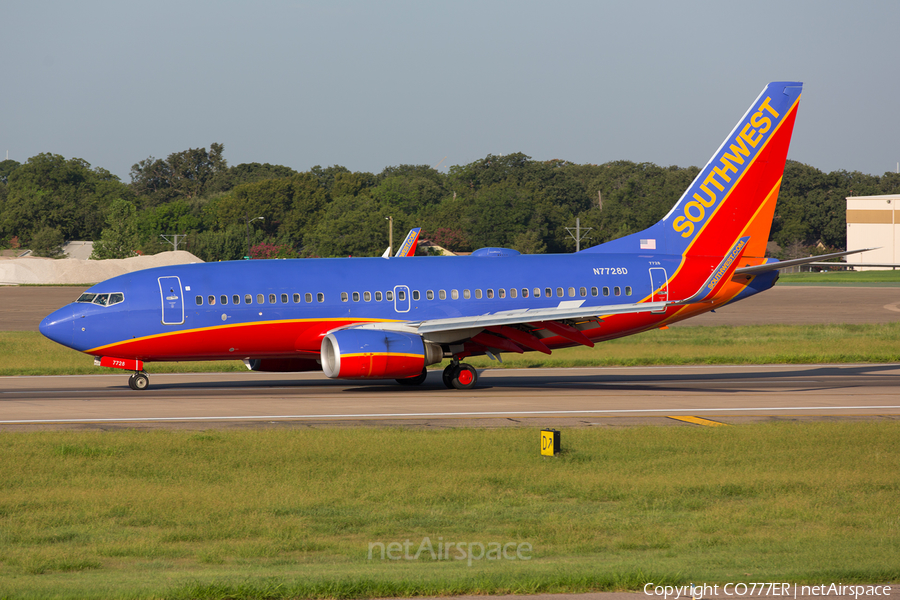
xmin=2 ymin=364 xmax=899 ymax=430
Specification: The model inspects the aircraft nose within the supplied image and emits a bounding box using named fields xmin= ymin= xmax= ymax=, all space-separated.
xmin=39 ymin=305 xmax=76 ymax=349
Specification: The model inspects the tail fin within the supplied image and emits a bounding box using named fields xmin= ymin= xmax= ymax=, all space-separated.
xmin=584 ymin=82 xmax=802 ymax=258
xmin=394 ymin=228 xmax=422 ymax=257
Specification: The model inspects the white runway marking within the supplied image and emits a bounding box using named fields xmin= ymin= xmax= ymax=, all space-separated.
xmin=2 ymin=405 xmax=899 ymax=425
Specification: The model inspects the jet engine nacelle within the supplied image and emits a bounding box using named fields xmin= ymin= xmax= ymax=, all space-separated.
xmin=321 ymin=329 xmax=443 ymax=380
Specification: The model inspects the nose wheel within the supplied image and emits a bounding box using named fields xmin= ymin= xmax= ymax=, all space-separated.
xmin=442 ymin=362 xmax=478 ymax=390
xmin=128 ymin=372 xmax=149 ymax=390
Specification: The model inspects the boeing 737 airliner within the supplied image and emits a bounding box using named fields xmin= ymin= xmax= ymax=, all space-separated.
xmin=39 ymin=82 xmax=855 ymax=391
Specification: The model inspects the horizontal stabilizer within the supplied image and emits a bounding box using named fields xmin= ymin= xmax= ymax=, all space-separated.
xmin=733 ymin=248 xmax=877 ymax=275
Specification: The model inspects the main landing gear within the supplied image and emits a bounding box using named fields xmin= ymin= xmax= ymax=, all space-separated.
xmin=394 ymin=362 xmax=478 ymax=389
xmin=442 ymin=361 xmax=478 ymax=390
xmin=127 ymin=371 xmax=149 ymax=390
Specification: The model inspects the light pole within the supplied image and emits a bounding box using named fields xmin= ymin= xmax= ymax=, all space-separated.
xmin=246 ymin=215 xmax=263 ymax=259
xmin=385 ymin=216 xmax=393 ymax=257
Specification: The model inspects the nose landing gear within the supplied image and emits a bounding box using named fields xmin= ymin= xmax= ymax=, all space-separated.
xmin=442 ymin=361 xmax=478 ymax=390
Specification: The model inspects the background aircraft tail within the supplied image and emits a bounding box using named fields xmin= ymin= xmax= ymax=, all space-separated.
xmin=584 ymin=82 xmax=802 ymax=259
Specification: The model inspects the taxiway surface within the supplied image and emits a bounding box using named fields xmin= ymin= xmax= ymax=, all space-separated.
xmin=2 ymin=364 xmax=899 ymax=430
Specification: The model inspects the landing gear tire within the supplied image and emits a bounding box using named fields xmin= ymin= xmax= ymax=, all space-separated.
xmin=128 ymin=372 xmax=149 ymax=391
xmin=396 ymin=368 xmax=428 ymax=386
xmin=451 ymin=364 xmax=478 ymax=390
xmin=443 ymin=363 xmax=478 ymax=390
xmin=442 ymin=364 xmax=456 ymax=389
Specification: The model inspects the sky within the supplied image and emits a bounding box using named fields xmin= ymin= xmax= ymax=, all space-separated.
xmin=3 ymin=1 xmax=899 ymax=182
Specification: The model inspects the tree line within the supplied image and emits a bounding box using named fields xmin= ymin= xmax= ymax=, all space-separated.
xmin=1 ymin=144 xmax=899 ymax=261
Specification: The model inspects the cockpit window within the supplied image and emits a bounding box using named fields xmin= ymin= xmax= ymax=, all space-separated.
xmin=76 ymin=292 xmax=124 ymax=307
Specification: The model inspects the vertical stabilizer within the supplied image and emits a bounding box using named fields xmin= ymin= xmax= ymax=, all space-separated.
xmin=584 ymin=82 xmax=802 ymax=258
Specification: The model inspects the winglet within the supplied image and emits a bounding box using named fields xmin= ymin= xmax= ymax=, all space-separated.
xmin=674 ymin=236 xmax=750 ymax=304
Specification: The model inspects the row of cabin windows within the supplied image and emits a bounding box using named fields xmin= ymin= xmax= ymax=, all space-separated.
xmin=340 ymin=285 xmax=633 ymax=303
xmin=194 ymin=285 xmax=635 ymax=307
xmin=194 ymin=292 xmax=325 ymax=306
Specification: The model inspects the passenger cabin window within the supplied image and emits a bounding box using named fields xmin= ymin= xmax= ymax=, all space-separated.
xmin=534 ymin=288 xmax=541 ymax=298
xmin=268 ymin=294 xmax=276 ymax=304
xmin=195 ymin=296 xmax=203 ymax=306
xmin=591 ymin=287 xmax=598 ymax=297
xmin=614 ymin=286 xmax=621 ymax=296
xmin=463 ymin=289 xmax=471 ymax=299
xmin=545 ymin=288 xmax=552 ymax=298
xmin=317 ymin=293 xmax=324 ymax=303
xmin=475 ymin=289 xmax=482 ymax=299
xmin=625 ymin=286 xmax=633 ymax=296
xmin=568 ymin=287 xmax=575 ymax=297
xmin=208 ymin=295 xmax=216 ymax=305
xmin=257 ymin=294 xmax=265 ymax=304
xmin=365 ymin=291 xmax=372 ymax=302
xmin=412 ymin=290 xmax=419 ymax=301
xmin=245 ymin=294 xmax=253 ymax=304
xmin=341 ymin=292 xmax=349 ymax=302
xmin=498 ymin=288 xmax=506 ymax=299
xmin=398 ymin=290 xmax=406 ymax=301
xmin=603 ymin=287 xmax=610 ymax=296
xmin=522 ymin=288 xmax=529 ymax=298
xmin=281 ymin=293 xmax=289 ymax=303
xmin=451 ymin=289 xmax=458 ymax=300
xmin=386 ymin=291 xmax=393 ymax=301
xmin=510 ymin=288 xmax=517 ymax=298
xmin=306 ymin=293 xmax=313 ymax=303
xmin=293 ymin=293 xmax=300 ymax=303
xmin=486 ymin=289 xmax=494 ymax=299
xmin=352 ymin=292 xmax=360 ymax=302
xmin=426 ymin=290 xmax=434 ymax=300
xmin=439 ymin=290 xmax=446 ymax=300
xmin=233 ymin=295 xmax=240 ymax=304
xmin=556 ymin=287 xmax=564 ymax=297
xmin=220 ymin=295 xmax=228 ymax=305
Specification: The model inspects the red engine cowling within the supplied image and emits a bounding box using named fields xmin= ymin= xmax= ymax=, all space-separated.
xmin=321 ymin=329 xmax=443 ymax=379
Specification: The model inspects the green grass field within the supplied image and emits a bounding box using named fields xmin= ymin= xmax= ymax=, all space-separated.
xmin=0 ymin=424 xmax=897 ymax=599
xmin=777 ymin=270 xmax=900 ymax=284
xmin=4 ymin=277 xmax=899 ymax=599
xmin=3 ymin=322 xmax=900 ymax=377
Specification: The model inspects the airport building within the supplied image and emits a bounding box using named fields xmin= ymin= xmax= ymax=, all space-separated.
xmin=845 ymin=194 xmax=900 ymax=270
